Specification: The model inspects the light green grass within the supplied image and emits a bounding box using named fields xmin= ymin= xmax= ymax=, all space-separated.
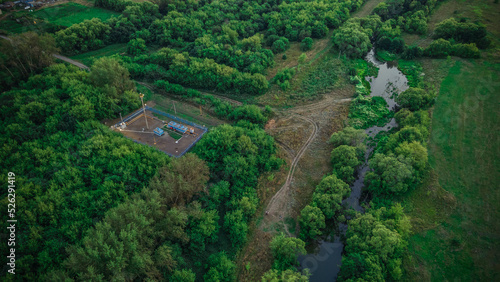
xmin=375 ymin=50 xmax=396 ymax=62
xmin=404 ymin=60 xmax=500 ymax=281
xmin=33 ymin=3 xmax=118 ymax=27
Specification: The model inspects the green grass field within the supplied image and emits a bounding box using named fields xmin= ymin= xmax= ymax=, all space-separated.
xmin=404 ymin=60 xmax=500 ymax=280
xmin=0 ymin=3 xmax=118 ymax=34
xmin=70 ymin=43 xmax=127 ymax=66
xmin=33 ymin=3 xmax=118 ymax=27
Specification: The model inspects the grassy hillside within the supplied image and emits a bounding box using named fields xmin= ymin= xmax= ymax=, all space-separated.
xmin=405 ymin=59 xmax=500 ymax=280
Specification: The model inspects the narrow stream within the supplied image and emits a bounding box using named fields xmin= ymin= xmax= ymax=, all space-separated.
xmin=298 ymin=49 xmax=409 ymax=281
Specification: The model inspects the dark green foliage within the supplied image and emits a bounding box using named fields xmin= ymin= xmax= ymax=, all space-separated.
xmin=154 ymin=80 xmax=269 ymax=124
xmin=402 ymin=45 xmax=424 ymax=60
xmin=301 ymin=37 xmax=313 ymax=51
xmin=312 ymin=22 xmax=328 ymax=38
xmin=373 ymin=0 xmax=441 ymax=34
xmin=170 ymin=269 xmax=196 ymax=282
xmin=272 ymin=38 xmax=289 ymax=54
xmin=385 ymin=126 xmax=428 ymax=152
xmin=299 ymin=205 xmax=326 ymax=240
xmin=451 ymin=43 xmax=480 ymax=58
xmin=89 ymin=57 xmax=135 ymax=98
xmin=127 ymin=38 xmax=148 ymax=56
xmin=394 ymin=109 xmax=430 ymax=129
xmin=56 ymin=155 xmax=212 ymax=280
xmin=223 ymin=209 xmax=248 ymax=248
xmin=203 ymin=252 xmax=236 ymax=282
xmin=55 ymin=18 xmax=111 ymax=54
xmin=311 ymin=175 xmax=350 ymax=219
xmin=133 ymin=48 xmax=269 ymax=95
xmin=338 ymin=205 xmax=411 ymax=281
xmin=329 ymin=126 xmax=367 ymax=159
xmin=434 ymin=18 xmax=490 ymax=48
xmin=333 ymin=18 xmax=377 ymax=58
xmin=331 ymin=145 xmax=362 ymax=183
xmin=425 ymin=38 xmax=481 ymax=59
xmin=194 ymin=124 xmax=281 ymax=189
xmin=395 ymin=87 xmax=435 ymax=111
xmin=230 ymin=105 xmax=268 ymax=126
xmin=194 ymin=123 xmax=282 ymax=249
xmin=365 ymin=153 xmax=417 ymax=195
xmin=273 ymin=68 xmax=296 ymax=91
xmin=270 ymin=234 xmax=306 ymax=271
xmin=348 ymin=95 xmax=393 ymax=129
xmin=425 ymin=38 xmax=453 ymax=58
xmin=261 ymin=269 xmax=310 ymax=281
xmin=0 ymin=32 xmax=59 ymax=92
xmin=0 ymin=63 xmax=168 ymax=280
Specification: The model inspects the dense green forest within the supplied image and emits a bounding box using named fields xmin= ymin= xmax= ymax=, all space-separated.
xmin=1 ymin=0 xmax=498 ymax=280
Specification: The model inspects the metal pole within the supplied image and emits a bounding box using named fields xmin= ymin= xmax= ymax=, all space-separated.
xmin=119 ymin=112 xmax=124 ymax=124
xmin=173 ymin=101 xmax=177 ymax=114
xmin=140 ymin=93 xmax=149 ymax=129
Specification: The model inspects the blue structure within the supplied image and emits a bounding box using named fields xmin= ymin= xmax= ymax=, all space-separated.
xmin=167 ymin=121 xmax=188 ymax=134
xmin=153 ymin=127 xmax=164 ymax=136
xmin=114 ymin=106 xmax=208 ymax=158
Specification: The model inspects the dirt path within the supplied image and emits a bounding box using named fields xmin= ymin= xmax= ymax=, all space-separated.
xmin=53 ymin=54 xmax=90 ymax=70
xmin=352 ymin=0 xmax=384 ymax=18
xmin=261 ymin=94 xmax=351 ymax=236
xmin=264 ymin=114 xmax=319 ymax=234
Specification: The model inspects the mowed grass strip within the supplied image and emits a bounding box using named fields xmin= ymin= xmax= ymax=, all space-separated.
xmin=404 ymin=60 xmax=500 ymax=281
xmin=33 ymin=2 xmax=118 ymax=27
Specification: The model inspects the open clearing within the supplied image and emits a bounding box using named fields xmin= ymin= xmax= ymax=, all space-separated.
xmin=404 ymin=59 xmax=500 ymax=281
xmin=114 ymin=107 xmax=206 ymax=157
xmin=0 ymin=2 xmax=118 ymax=34
xmin=237 ymin=88 xmax=351 ymax=281
xmin=33 ymin=2 xmax=119 ymax=27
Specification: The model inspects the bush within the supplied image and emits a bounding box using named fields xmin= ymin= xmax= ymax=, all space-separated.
xmin=299 ymin=205 xmax=326 ymax=240
xmin=272 ymin=38 xmax=290 ymax=54
xmin=451 ymin=43 xmax=480 ymax=58
xmin=434 ymin=18 xmax=490 ymax=48
xmin=301 ymin=37 xmax=314 ymax=51
xmin=395 ymin=87 xmax=435 ymax=111
xmin=424 ymin=39 xmax=452 ymax=58
xmin=402 ymin=45 xmax=423 ymax=60
xmin=348 ymin=95 xmax=393 ymax=129
xmin=331 ymin=145 xmax=362 ymax=183
xmin=311 ymin=175 xmax=350 ymax=219
xmin=127 ymin=38 xmax=147 ymax=56
xmin=365 ymin=153 xmax=417 ymax=195
xmin=270 ymin=234 xmax=306 ymax=271
xmin=229 ymin=105 xmax=267 ymax=125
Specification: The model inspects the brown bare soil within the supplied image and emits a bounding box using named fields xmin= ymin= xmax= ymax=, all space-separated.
xmin=236 ymin=86 xmax=351 ymax=280
xmin=113 ymin=109 xmax=205 ymax=157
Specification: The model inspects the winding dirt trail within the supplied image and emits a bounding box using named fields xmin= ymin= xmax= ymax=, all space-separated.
xmin=264 ymin=114 xmax=319 ymax=235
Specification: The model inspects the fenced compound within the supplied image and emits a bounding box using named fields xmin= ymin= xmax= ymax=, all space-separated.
xmin=112 ymin=106 xmax=208 ymax=157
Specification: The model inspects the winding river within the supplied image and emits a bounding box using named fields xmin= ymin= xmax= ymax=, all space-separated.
xmin=298 ymin=49 xmax=409 ymax=281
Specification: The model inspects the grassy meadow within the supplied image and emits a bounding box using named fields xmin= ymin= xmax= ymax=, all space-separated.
xmin=404 ymin=59 xmax=500 ymax=280
xmin=33 ymin=2 xmax=119 ymax=27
